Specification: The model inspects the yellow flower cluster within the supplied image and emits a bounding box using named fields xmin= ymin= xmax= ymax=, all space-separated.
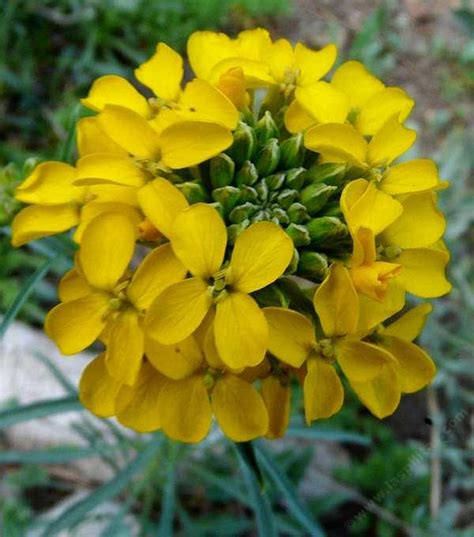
xmin=12 ymin=28 xmax=451 ymax=443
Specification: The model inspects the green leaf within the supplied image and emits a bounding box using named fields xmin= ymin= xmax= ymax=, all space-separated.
xmin=234 ymin=442 xmax=277 ymax=537
xmin=0 ymin=396 xmax=82 ymax=429
xmin=286 ymin=425 xmax=371 ymax=446
xmin=41 ymin=436 xmax=162 ymax=536
xmin=33 ymin=352 xmax=77 ymax=395
xmin=0 ymin=446 xmax=100 ymax=464
xmin=254 ymin=441 xmax=325 ymax=537
xmin=157 ymin=441 xmax=178 ymax=537
xmin=0 ymin=253 xmax=59 ymax=339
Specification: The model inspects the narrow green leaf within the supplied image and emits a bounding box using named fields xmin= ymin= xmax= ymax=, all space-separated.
xmin=0 ymin=253 xmax=59 ymax=339
xmin=234 ymin=442 xmax=277 ymax=537
xmin=41 ymin=436 xmax=162 ymax=536
xmin=0 ymin=396 xmax=82 ymax=429
xmin=33 ymin=352 xmax=77 ymax=395
xmin=254 ymin=441 xmax=325 ymax=537
xmin=286 ymin=425 xmax=371 ymax=445
xmin=59 ymin=104 xmax=81 ymax=163
xmin=0 ymin=446 xmax=99 ymax=464
xmin=235 ymin=441 xmax=265 ymax=486
xmin=157 ymin=442 xmax=177 ymax=537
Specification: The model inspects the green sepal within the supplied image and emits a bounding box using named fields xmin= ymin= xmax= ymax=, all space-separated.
xmin=238 ymin=185 xmax=259 ymax=203
xmin=212 ymin=186 xmax=241 ymax=215
xmin=255 ymin=179 xmax=269 ymax=203
xmin=227 ymin=219 xmax=250 ymax=243
xmin=307 ymin=216 xmax=348 ymax=244
xmin=286 ymin=223 xmax=311 ymax=246
xmin=177 ymin=181 xmax=208 ymax=203
xmin=229 ymin=202 xmax=259 ymax=224
xmin=235 ymin=160 xmax=259 ymax=186
xmin=255 ymin=138 xmax=280 ymax=176
xmin=255 ymin=111 xmax=280 ymax=144
xmin=280 ymin=133 xmax=305 ymax=168
xmin=285 ymin=167 xmax=306 ymax=191
xmin=287 ymin=202 xmax=310 ymax=224
xmin=277 ymin=189 xmax=298 ymax=209
xmin=285 ymin=248 xmax=299 ymax=275
xmin=298 ymin=251 xmax=329 ymax=280
xmin=265 ymin=172 xmax=286 ymax=191
xmin=304 ymin=163 xmax=347 ymax=186
xmin=300 ymin=183 xmax=337 ymax=214
xmin=227 ymin=122 xmax=257 ymax=165
xmin=270 ymin=207 xmax=290 ymax=225
xmin=210 ymin=153 xmax=235 ymax=188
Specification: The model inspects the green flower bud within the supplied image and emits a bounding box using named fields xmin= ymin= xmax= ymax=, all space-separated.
xmin=280 ymin=133 xmax=305 ymax=168
xmin=229 ymin=202 xmax=259 ymax=224
xmin=298 ymin=251 xmax=328 ymax=280
xmin=286 ymin=223 xmax=311 ymax=246
xmin=319 ymin=201 xmax=343 ymax=217
xmin=210 ymin=153 xmax=235 ymax=188
xmin=238 ymin=185 xmax=259 ymax=203
xmin=300 ymin=183 xmax=337 ymax=214
xmin=307 ymin=216 xmax=348 ymax=245
xmin=383 ymin=245 xmax=403 ymax=259
xmin=227 ymin=219 xmax=250 ymax=243
xmin=255 ymin=178 xmax=269 ymax=203
xmin=208 ymin=202 xmax=224 ymax=218
xmin=177 ymin=181 xmax=208 ymax=203
xmin=255 ymin=138 xmax=280 ymax=176
xmin=285 ymin=167 xmax=306 ymax=190
xmin=235 ymin=160 xmax=258 ymax=186
xmin=265 ymin=172 xmax=286 ymax=191
xmin=277 ymin=189 xmax=298 ymax=209
xmin=227 ymin=122 xmax=257 ymax=165
xmin=255 ymin=111 xmax=280 ymax=144
xmin=271 ymin=207 xmax=290 ymax=225
xmin=287 ymin=202 xmax=310 ymax=224
xmin=304 ymin=163 xmax=347 ymax=186
xmin=285 ymin=248 xmax=299 ymax=275
xmin=250 ymin=209 xmax=271 ymax=223
xmin=212 ymin=186 xmax=240 ymax=215
xmin=166 ymin=172 xmax=185 ymax=184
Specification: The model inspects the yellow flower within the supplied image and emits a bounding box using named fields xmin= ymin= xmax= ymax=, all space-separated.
xmin=46 ymin=212 xmax=186 ymax=385
xmin=145 ymin=203 xmax=294 ymax=369
xmin=286 ymin=60 xmax=414 ymax=135
xmin=264 ymin=263 xmax=436 ymax=421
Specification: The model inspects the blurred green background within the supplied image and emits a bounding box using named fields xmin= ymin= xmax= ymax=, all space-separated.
xmin=0 ymin=0 xmax=473 ymax=535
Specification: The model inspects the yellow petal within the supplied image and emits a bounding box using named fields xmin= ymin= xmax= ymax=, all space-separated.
xmin=209 ymin=57 xmax=273 ymax=87
xmin=313 ymin=263 xmax=359 ymax=337
xmin=77 ymin=117 xmax=127 ymax=157
xmin=178 ymin=79 xmax=239 ymax=130
xmin=331 ymin=61 xmax=385 ymax=109
xmin=263 ymin=307 xmax=315 ymax=367
xmin=261 ymin=376 xmax=291 ymax=439
xmin=346 ymin=180 xmax=403 ymax=235
xmin=158 ymin=375 xmax=212 ymax=443
xmin=304 ymin=123 xmax=367 ymax=168
xmin=79 ymin=212 xmax=136 ymax=291
xmin=295 ymin=82 xmax=349 ymax=124
xmin=350 ymin=260 xmax=401 ymax=301
xmin=295 ymin=43 xmax=337 ymax=86
xmin=116 ymin=362 xmax=165 ymax=433
xmin=381 ymin=191 xmax=446 ymax=248
xmin=381 ymin=158 xmax=441 ymax=195
xmin=383 ymin=303 xmax=432 ymax=342
xmin=16 ymin=162 xmax=80 ymax=205
xmin=105 ymin=309 xmax=144 ymax=386
xmin=304 ymin=359 xmax=344 ymax=423
xmin=170 ymin=203 xmax=226 ymax=277
xmin=146 ymin=335 xmax=203 ymax=380
xmin=214 ymin=292 xmax=268 ymax=369
xmin=202 ymin=318 xmax=227 ymax=370
xmin=187 ymin=31 xmax=235 ymax=80
xmin=11 ymin=204 xmax=79 ymax=247
xmin=357 ymin=281 xmax=406 ymax=333
xmin=396 ymin=248 xmax=451 ymax=298
xmin=284 ymin=99 xmax=315 ymax=134
xmin=79 ymin=354 xmax=121 ymax=417
xmin=45 ymin=293 xmax=109 ymax=355
xmin=212 ymin=375 xmax=268 ymax=441
xmin=216 ymin=67 xmax=248 ymax=110
xmin=81 ymin=75 xmax=150 ymax=117
xmin=340 ymin=178 xmax=369 ymax=221
xmin=267 ymin=38 xmax=295 ymax=82
xmin=228 ymin=221 xmax=293 ymax=293
xmin=355 ymin=87 xmax=414 ymax=136
xmin=127 ymin=243 xmax=186 ymax=310
xmin=237 ymin=28 xmax=272 ymax=60
xmin=134 ymin=42 xmax=183 ymax=101
xmin=86 ymin=183 xmax=139 ymax=206
xmin=381 ymin=336 xmax=436 ymax=393
xmin=137 ymin=177 xmax=189 ymax=238
xmin=336 ymin=339 xmax=395 ymax=382
xmin=58 ymin=269 xmax=91 ymax=302
xmin=367 ymin=117 xmax=416 ymax=167
xmin=98 ymin=105 xmax=162 ymax=159
xmin=75 ymin=153 xmax=147 ymax=187
xmin=159 ymin=120 xmax=233 ymax=169
xmin=350 ymin=364 xmax=400 ymax=418
xmin=145 ymin=277 xmax=212 ymax=344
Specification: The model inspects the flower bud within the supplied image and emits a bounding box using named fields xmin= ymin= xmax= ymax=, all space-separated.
xmin=285 ymin=167 xmax=306 ymax=191
xmin=210 ymin=153 xmax=235 ymax=188
xmin=227 ymin=122 xmax=257 ymax=165
xmin=212 ymin=186 xmax=240 ymax=215
xmin=319 ymin=201 xmax=343 ymax=217
xmin=280 ymin=133 xmax=305 ymax=168
xmin=177 ymin=181 xmax=208 ymax=203
xmin=307 ymin=216 xmax=348 ymax=244
xmin=271 ymin=207 xmax=290 ymax=225
xmin=235 ymin=160 xmax=258 ymax=186
xmin=251 ymin=209 xmax=271 ymax=223
xmin=208 ymin=202 xmax=225 ymax=218
xmin=300 ymin=183 xmax=337 ymax=214
xmin=229 ymin=202 xmax=259 ymax=224
xmin=265 ymin=172 xmax=285 ymax=191
xmin=255 ymin=138 xmax=280 ymax=176
xmin=227 ymin=219 xmax=250 ymax=243
xmin=255 ymin=178 xmax=269 ymax=203
xmin=255 ymin=111 xmax=280 ymax=144
xmin=285 ymin=248 xmax=299 ymax=275
xmin=286 ymin=223 xmax=311 ymax=246
xmin=277 ymin=189 xmax=298 ymax=209
xmin=298 ymin=251 xmax=328 ymax=280
xmin=238 ymin=185 xmax=259 ymax=203
xmin=287 ymin=202 xmax=310 ymax=224
xmin=304 ymin=163 xmax=347 ymax=186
